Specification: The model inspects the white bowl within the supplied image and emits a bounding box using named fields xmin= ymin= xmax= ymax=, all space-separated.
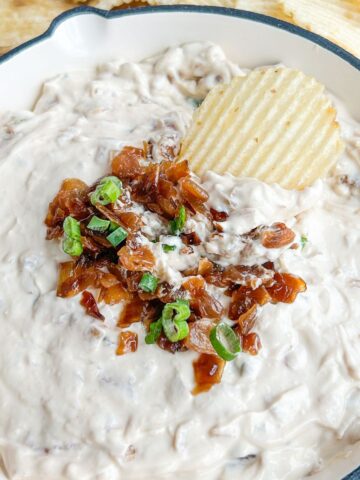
xmin=0 ymin=6 xmax=359 ymax=480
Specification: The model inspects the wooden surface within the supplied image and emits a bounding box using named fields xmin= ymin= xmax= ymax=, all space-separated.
xmin=0 ymin=1 xmax=147 ymax=55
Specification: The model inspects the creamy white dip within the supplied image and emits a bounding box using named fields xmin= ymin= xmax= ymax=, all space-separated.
xmin=0 ymin=42 xmax=359 ymax=480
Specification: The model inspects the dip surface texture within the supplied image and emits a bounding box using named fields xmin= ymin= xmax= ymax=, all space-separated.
xmin=0 ymin=43 xmax=360 ymax=479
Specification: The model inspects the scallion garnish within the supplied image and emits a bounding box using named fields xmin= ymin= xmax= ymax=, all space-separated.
xmin=101 ymin=176 xmax=122 ymax=189
xmin=63 ymin=216 xmax=81 ymax=240
xmin=90 ymin=176 xmax=122 ymax=206
xmin=169 ymin=205 xmax=186 ymax=235
xmin=162 ymin=244 xmax=176 ymax=253
xmin=210 ymin=323 xmax=241 ymax=361
xmin=161 ymin=299 xmax=190 ymax=342
xmin=109 ymin=221 xmax=119 ymax=233
xmin=106 ymin=226 xmax=128 ymax=247
xmin=145 ymin=318 xmax=163 ymax=344
xmin=87 ymin=216 xmax=110 ymax=232
xmin=62 ymin=216 xmax=83 ymax=256
xmin=63 ymin=237 xmax=83 ymax=257
xmin=300 ymin=234 xmax=308 ymax=249
xmin=139 ymin=273 xmax=159 ymax=293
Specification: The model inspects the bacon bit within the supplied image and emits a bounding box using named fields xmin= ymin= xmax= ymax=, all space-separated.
xmin=229 ymin=287 xmax=256 ymax=321
xmin=117 ymin=300 xmax=146 ymax=328
xmin=164 ymin=160 xmax=190 ymax=183
xmin=46 ymin=225 xmax=63 ymax=240
xmin=263 ymin=261 xmax=275 ymax=270
xmin=228 ymin=286 xmax=270 ymax=321
xmin=81 ymin=235 xmax=102 ymax=254
xmin=183 ymin=276 xmax=223 ymax=319
xmin=242 ymin=333 xmax=262 ymax=356
xmin=157 ymin=283 xmax=185 ymax=304
xmin=141 ymin=301 xmax=163 ymax=331
xmin=58 ymin=271 xmax=98 ymax=298
xmin=260 ymin=222 xmax=296 ymax=249
xmin=210 ymin=208 xmax=229 ymax=222
xmin=58 ymin=261 xmax=76 ymax=286
xmin=203 ymin=263 xmax=227 ymax=288
xmin=182 ymin=275 xmax=206 ymax=296
xmin=181 ymin=231 xmax=201 ymax=246
xmin=118 ymin=245 xmax=155 ymax=272
xmin=57 ymin=261 xmax=98 ymax=298
xmin=95 ymin=204 xmax=128 ymax=231
xmin=45 ymin=178 xmax=90 ymax=228
xmin=116 ymin=331 xmax=138 ymax=355
xmin=266 ymin=272 xmax=306 ymax=303
xmin=147 ymin=202 xmax=163 ymax=216
xmin=99 ymin=272 xmax=119 ymax=288
xmin=185 ymin=320 xmax=216 ymax=354
xmin=83 ymin=228 xmax=112 ymax=248
xmin=80 ymin=291 xmax=104 ymax=320
xmin=213 ymin=222 xmax=224 ymax=233
xmin=156 ymin=178 xmax=180 ymax=217
xmin=61 ymin=178 xmax=88 ymax=193
xmin=192 ymin=353 xmax=225 ymax=395
xmin=181 ymin=265 xmax=198 ymax=277
xmin=158 ymin=177 xmax=179 ymax=198
xmin=111 ymin=146 xmax=144 ymax=179
xmin=99 ymin=283 xmax=132 ymax=305
xmin=237 ymin=304 xmax=257 ymax=335
xmin=223 ymin=265 xmax=274 ymax=289
xmin=179 ymin=176 xmax=209 ymax=204
xmin=114 ymin=211 xmax=143 ymax=232
xmin=137 ymin=163 xmax=161 ymax=200
xmin=198 ymin=258 xmax=213 ymax=276
xmin=157 ymin=333 xmax=187 ymax=354
xmin=191 ymin=292 xmax=223 ymax=319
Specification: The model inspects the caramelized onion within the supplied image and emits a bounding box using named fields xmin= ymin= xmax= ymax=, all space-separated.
xmin=118 ymin=245 xmax=155 ymax=272
xmin=116 ymin=331 xmax=138 ymax=355
xmin=266 ymin=272 xmax=306 ymax=303
xmin=80 ymin=291 xmax=104 ymax=320
xmin=192 ymin=353 xmax=225 ymax=395
xmin=111 ymin=146 xmax=144 ymax=179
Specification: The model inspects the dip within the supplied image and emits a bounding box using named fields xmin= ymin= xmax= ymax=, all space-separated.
xmin=0 ymin=42 xmax=359 ymax=480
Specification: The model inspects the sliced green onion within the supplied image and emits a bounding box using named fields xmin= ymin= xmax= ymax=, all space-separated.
xmin=139 ymin=273 xmax=159 ymax=293
xmin=87 ymin=216 xmax=110 ymax=232
xmin=162 ymin=299 xmax=190 ymax=342
xmin=109 ymin=221 xmax=119 ymax=233
xmin=301 ymin=235 xmax=308 ymax=249
xmin=145 ymin=318 xmax=162 ymax=344
xmin=106 ymin=226 xmax=128 ymax=247
xmin=210 ymin=323 xmax=241 ymax=361
xmin=63 ymin=237 xmax=83 ymax=257
xmin=169 ymin=205 xmax=186 ymax=235
xmin=162 ymin=244 xmax=176 ymax=253
xmin=90 ymin=177 xmax=122 ymax=206
xmin=100 ymin=176 xmax=122 ymax=189
xmin=63 ymin=216 xmax=81 ymax=240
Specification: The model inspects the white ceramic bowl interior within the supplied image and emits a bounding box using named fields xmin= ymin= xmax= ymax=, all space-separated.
xmin=0 ymin=6 xmax=359 ymax=479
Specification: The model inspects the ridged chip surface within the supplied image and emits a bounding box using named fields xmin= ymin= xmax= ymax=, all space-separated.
xmin=179 ymin=67 xmax=344 ymax=190
xmin=235 ymin=0 xmax=291 ymax=21
xmin=280 ymin=0 xmax=360 ymax=58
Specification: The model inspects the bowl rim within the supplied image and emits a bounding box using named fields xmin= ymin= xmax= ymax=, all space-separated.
xmin=0 ymin=4 xmax=359 ymax=71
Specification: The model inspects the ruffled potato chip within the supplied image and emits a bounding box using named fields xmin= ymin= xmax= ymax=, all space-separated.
xmin=234 ymin=0 xmax=290 ymax=21
xmin=179 ymin=67 xmax=344 ymax=190
xmin=0 ymin=0 xmax=77 ymax=52
xmin=280 ymin=0 xmax=360 ymax=58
